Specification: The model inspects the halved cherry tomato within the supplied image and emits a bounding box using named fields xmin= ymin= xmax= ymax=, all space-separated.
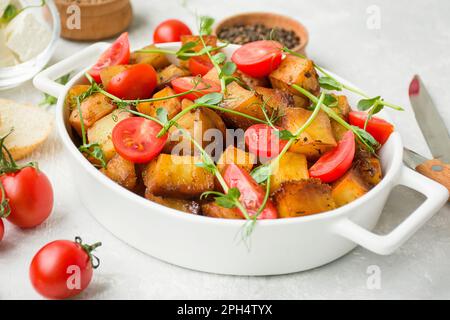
xmin=245 ymin=124 xmax=288 ymax=158
xmin=309 ymin=130 xmax=356 ymax=183
xmin=223 ymin=163 xmax=278 ymax=219
xmin=0 ymin=219 xmax=4 ymax=241
xmin=188 ymin=57 xmax=214 ymax=76
xmin=153 ymin=19 xmax=192 ymax=43
xmin=112 ymin=117 xmax=168 ymax=163
xmin=231 ymin=40 xmax=283 ymax=78
xmin=30 ymin=237 xmax=101 ymax=299
xmin=106 ymin=64 xmax=158 ymax=100
xmin=171 ymin=76 xmax=221 ymax=101
xmin=88 ymin=32 xmax=130 ymax=83
xmin=349 ymin=111 xmax=394 ymax=145
xmin=1 ymin=166 xmax=53 ymax=228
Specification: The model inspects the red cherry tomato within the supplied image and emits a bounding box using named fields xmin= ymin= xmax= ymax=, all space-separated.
xmin=88 ymin=32 xmax=130 ymax=83
xmin=171 ymin=76 xmax=221 ymax=101
xmin=30 ymin=237 xmax=101 ymax=299
xmin=153 ymin=19 xmax=192 ymax=43
xmin=245 ymin=124 xmax=288 ymax=159
xmin=349 ymin=111 xmax=394 ymax=145
xmin=0 ymin=219 xmax=4 ymax=242
xmin=309 ymin=130 xmax=356 ymax=183
xmin=223 ymin=163 xmax=278 ymax=220
xmin=112 ymin=117 xmax=168 ymax=164
xmin=188 ymin=57 xmax=214 ymax=76
xmin=231 ymin=40 xmax=283 ymax=78
xmin=106 ymin=64 xmax=158 ymax=100
xmin=0 ymin=166 xmax=53 ymax=228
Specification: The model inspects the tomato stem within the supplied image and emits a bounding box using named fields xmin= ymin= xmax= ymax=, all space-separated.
xmin=75 ymin=236 xmax=102 ymax=269
xmin=0 ymin=129 xmax=38 ymax=174
xmin=0 ymin=181 xmax=11 ymax=219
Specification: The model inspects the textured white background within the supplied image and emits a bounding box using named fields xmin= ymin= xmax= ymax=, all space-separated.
xmin=0 ymin=0 xmax=449 ymax=299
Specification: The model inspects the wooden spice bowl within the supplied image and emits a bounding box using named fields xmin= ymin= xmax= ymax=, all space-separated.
xmin=214 ymin=12 xmax=309 ymax=55
xmin=55 ymin=0 xmax=133 ymax=41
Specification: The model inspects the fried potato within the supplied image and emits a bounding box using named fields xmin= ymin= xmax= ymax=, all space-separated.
xmin=158 ymin=64 xmax=190 ymax=88
xmin=202 ymin=202 xmax=243 ymax=219
xmin=237 ymin=70 xmax=270 ymax=89
xmin=64 ymin=85 xmax=90 ymax=112
xmin=330 ymin=95 xmax=351 ymax=120
xmin=217 ymin=145 xmax=256 ymax=173
xmin=255 ymin=86 xmax=309 ymax=115
xmin=353 ymin=149 xmax=383 ymax=188
xmin=130 ymin=44 xmax=170 ymax=69
xmin=273 ymin=179 xmax=336 ymax=218
xmin=100 ymin=65 xmax=131 ymax=88
xmin=143 ymin=154 xmax=215 ymax=199
xmin=269 ymin=55 xmax=320 ymax=98
xmin=331 ymin=169 xmax=369 ymax=207
xmin=100 ymin=153 xmax=137 ymax=190
xmin=145 ymin=189 xmax=201 ymax=214
xmin=136 ymin=86 xmax=181 ymax=120
xmin=281 ymin=107 xmax=337 ymax=159
xmin=69 ymin=93 xmax=116 ymax=137
xmin=270 ymin=152 xmax=309 ymax=193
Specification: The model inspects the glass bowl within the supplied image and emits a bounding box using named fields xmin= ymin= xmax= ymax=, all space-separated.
xmin=0 ymin=0 xmax=60 ymax=90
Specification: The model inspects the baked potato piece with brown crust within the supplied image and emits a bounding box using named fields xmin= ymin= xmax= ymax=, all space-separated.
xmin=236 ymin=71 xmax=269 ymax=90
xmin=330 ymin=95 xmax=351 ymax=120
xmin=281 ymin=108 xmax=337 ymax=159
xmin=352 ymin=150 xmax=382 ymax=188
xmin=158 ymin=64 xmax=190 ymax=88
xmin=255 ymin=86 xmax=309 ymax=114
xmin=100 ymin=153 xmax=137 ymax=190
xmin=69 ymin=93 xmax=116 ymax=137
xmin=331 ymin=169 xmax=369 ymax=207
xmin=130 ymin=44 xmax=171 ymax=70
xmin=99 ymin=65 xmax=131 ymax=88
xmin=143 ymin=154 xmax=215 ymax=199
xmin=202 ymin=202 xmax=243 ymax=219
xmin=269 ymin=55 xmax=320 ymax=98
xmin=217 ymin=145 xmax=256 ymax=174
xmin=220 ymin=82 xmax=270 ymax=129
xmin=270 ymin=152 xmax=309 ymax=193
xmin=273 ymin=179 xmax=336 ymax=218
xmin=87 ymin=110 xmax=132 ymax=161
xmin=65 ymin=85 xmax=90 ymax=112
xmin=145 ymin=190 xmax=201 ymax=214
xmin=136 ymin=86 xmax=182 ymax=120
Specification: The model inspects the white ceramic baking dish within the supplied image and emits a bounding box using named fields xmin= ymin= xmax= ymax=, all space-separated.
xmin=33 ymin=42 xmax=449 ymax=275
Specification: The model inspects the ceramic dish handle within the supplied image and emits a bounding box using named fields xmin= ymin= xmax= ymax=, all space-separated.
xmin=333 ymin=166 xmax=449 ymax=255
xmin=33 ymin=42 xmax=110 ymax=97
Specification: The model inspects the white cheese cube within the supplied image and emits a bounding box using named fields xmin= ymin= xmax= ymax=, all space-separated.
xmin=5 ymin=10 xmax=51 ymax=62
xmin=0 ymin=28 xmax=18 ymax=67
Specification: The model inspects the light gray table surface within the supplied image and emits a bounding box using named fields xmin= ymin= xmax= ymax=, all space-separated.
xmin=0 ymin=0 xmax=449 ymax=299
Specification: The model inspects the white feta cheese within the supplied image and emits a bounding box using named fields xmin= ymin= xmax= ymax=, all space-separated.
xmin=5 ymin=10 xmax=51 ymax=62
xmin=0 ymin=0 xmax=11 ymax=17
xmin=0 ymin=28 xmax=18 ymax=67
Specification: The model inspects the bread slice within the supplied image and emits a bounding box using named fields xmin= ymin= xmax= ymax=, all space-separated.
xmin=0 ymin=99 xmax=53 ymax=160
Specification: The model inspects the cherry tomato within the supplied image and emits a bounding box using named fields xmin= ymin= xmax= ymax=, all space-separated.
xmin=106 ymin=64 xmax=158 ymax=100
xmin=309 ymin=131 xmax=356 ymax=183
xmin=88 ymin=32 xmax=130 ymax=83
xmin=231 ymin=40 xmax=283 ymax=78
xmin=0 ymin=166 xmax=53 ymax=228
xmin=171 ymin=76 xmax=221 ymax=101
xmin=245 ymin=124 xmax=288 ymax=159
xmin=30 ymin=237 xmax=101 ymax=299
xmin=223 ymin=164 xmax=278 ymax=219
xmin=188 ymin=57 xmax=214 ymax=76
xmin=112 ymin=117 xmax=168 ymax=164
xmin=153 ymin=19 xmax=192 ymax=43
xmin=349 ymin=111 xmax=394 ymax=145
xmin=0 ymin=219 xmax=4 ymax=242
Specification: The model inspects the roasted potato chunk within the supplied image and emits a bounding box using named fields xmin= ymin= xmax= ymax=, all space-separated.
xmin=69 ymin=93 xmax=116 ymax=137
xmin=331 ymin=169 xmax=369 ymax=207
xmin=145 ymin=190 xmax=201 ymax=214
xmin=101 ymin=153 xmax=137 ymax=190
xmin=269 ymin=55 xmax=320 ymax=98
xmin=353 ymin=150 xmax=382 ymax=188
xmin=158 ymin=64 xmax=190 ymax=88
xmin=87 ymin=110 xmax=132 ymax=161
xmin=281 ymin=108 xmax=336 ymax=159
xmin=331 ymin=121 xmax=348 ymax=142
xmin=236 ymin=70 xmax=270 ymax=89
xmin=273 ymin=180 xmax=336 ymax=218
xmin=270 ymin=152 xmax=309 ymax=193
xmin=255 ymin=86 xmax=308 ymax=114
xmin=136 ymin=86 xmax=181 ymax=120
xmin=220 ymin=82 xmax=269 ymax=129
xmin=202 ymin=202 xmax=243 ymax=219
xmin=217 ymin=145 xmax=256 ymax=173
xmin=64 ymin=85 xmax=90 ymax=112
xmin=100 ymin=65 xmax=131 ymax=88
xmin=180 ymin=35 xmax=217 ymax=67
xmin=329 ymin=95 xmax=351 ymax=120
xmin=130 ymin=44 xmax=170 ymax=69
xmin=143 ymin=154 xmax=215 ymax=199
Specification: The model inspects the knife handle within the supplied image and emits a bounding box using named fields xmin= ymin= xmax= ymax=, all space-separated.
xmin=415 ymin=159 xmax=450 ymax=200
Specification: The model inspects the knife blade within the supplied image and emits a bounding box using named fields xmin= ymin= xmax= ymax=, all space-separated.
xmin=409 ymin=75 xmax=450 ymax=163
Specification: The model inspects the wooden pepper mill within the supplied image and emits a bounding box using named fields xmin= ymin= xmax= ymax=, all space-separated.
xmin=55 ymin=0 xmax=133 ymax=41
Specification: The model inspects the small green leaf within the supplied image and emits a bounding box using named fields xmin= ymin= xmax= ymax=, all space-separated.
xmin=195 ymin=92 xmax=223 ymax=105
xmin=211 ymin=52 xmax=226 ymax=64
xmin=323 ymin=94 xmax=338 ymax=107
xmin=1 ymin=4 xmax=18 ymax=23
xmin=318 ymin=76 xmax=343 ymax=91
xmin=275 ymin=129 xmax=296 ymax=141
xmin=357 ymin=96 xmax=380 ymax=111
xmin=251 ymin=165 xmax=272 ymax=184
xmin=156 ymin=107 xmax=169 ymax=124
xmin=79 ymin=143 xmax=106 ymax=168
xmin=351 ymin=126 xmax=380 ymax=150
xmin=215 ymin=196 xmax=237 ymax=209
xmin=221 ymin=61 xmax=237 ymax=77
xmin=195 ymin=161 xmax=217 ymax=174
xmin=227 ymin=187 xmax=241 ymax=200
xmin=199 ymin=16 xmax=214 ymax=35
xmin=39 ymin=73 xmax=71 ymax=106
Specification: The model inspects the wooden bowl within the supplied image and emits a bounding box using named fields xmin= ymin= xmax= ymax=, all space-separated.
xmin=214 ymin=12 xmax=309 ymax=55
xmin=55 ymin=0 xmax=133 ymax=41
